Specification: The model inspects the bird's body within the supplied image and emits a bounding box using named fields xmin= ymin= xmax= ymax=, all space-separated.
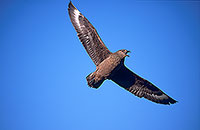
xmin=68 ymin=2 xmax=177 ymax=105
xmin=87 ymin=50 xmax=128 ymax=88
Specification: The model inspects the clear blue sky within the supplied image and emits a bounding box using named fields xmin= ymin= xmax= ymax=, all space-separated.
xmin=1 ymin=0 xmax=200 ymax=130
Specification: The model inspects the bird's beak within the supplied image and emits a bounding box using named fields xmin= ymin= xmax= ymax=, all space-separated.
xmin=126 ymin=50 xmax=131 ymax=57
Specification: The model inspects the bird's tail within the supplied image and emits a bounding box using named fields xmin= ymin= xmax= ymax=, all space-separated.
xmin=86 ymin=72 xmax=105 ymax=89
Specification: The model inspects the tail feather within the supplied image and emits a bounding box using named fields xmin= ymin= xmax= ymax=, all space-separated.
xmin=86 ymin=72 xmax=105 ymax=89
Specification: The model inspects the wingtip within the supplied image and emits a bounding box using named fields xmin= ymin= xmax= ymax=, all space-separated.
xmin=163 ymin=97 xmax=177 ymax=105
xmin=170 ymin=99 xmax=178 ymax=105
xmin=68 ymin=1 xmax=75 ymax=8
xmin=68 ymin=1 xmax=78 ymax=13
xmin=69 ymin=0 xmax=72 ymax=4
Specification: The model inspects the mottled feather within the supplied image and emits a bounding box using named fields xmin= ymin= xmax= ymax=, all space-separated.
xmin=111 ymin=65 xmax=177 ymax=105
xmin=68 ymin=2 xmax=111 ymax=66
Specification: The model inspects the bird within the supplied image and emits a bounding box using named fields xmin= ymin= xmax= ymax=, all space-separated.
xmin=68 ymin=1 xmax=177 ymax=105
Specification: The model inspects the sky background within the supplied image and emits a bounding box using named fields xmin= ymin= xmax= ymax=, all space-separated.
xmin=1 ymin=0 xmax=200 ymax=130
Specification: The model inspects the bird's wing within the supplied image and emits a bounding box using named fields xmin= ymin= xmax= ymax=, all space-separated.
xmin=68 ymin=2 xmax=112 ymax=66
xmin=110 ymin=65 xmax=177 ymax=105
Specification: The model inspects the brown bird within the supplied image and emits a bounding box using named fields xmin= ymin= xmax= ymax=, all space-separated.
xmin=68 ymin=2 xmax=177 ymax=105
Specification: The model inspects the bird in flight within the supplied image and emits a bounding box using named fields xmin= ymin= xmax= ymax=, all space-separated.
xmin=68 ymin=1 xmax=177 ymax=105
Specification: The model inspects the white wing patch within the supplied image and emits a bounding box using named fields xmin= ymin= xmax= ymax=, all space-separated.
xmin=152 ymin=93 xmax=168 ymax=100
xmin=73 ymin=8 xmax=81 ymax=28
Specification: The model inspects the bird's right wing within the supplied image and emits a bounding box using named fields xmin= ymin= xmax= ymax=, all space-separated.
xmin=68 ymin=2 xmax=111 ymax=66
xmin=110 ymin=65 xmax=177 ymax=105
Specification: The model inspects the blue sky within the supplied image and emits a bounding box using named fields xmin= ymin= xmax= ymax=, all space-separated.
xmin=1 ymin=0 xmax=200 ymax=130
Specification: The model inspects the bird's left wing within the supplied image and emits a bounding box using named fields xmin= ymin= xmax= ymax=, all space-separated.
xmin=68 ymin=2 xmax=111 ymax=66
xmin=110 ymin=65 xmax=177 ymax=105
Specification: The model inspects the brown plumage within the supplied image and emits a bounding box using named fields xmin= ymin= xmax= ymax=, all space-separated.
xmin=68 ymin=2 xmax=177 ymax=105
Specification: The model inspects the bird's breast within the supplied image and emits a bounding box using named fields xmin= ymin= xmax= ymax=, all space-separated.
xmin=96 ymin=54 xmax=123 ymax=78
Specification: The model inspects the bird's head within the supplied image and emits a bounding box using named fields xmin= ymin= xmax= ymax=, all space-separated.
xmin=118 ymin=49 xmax=131 ymax=58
